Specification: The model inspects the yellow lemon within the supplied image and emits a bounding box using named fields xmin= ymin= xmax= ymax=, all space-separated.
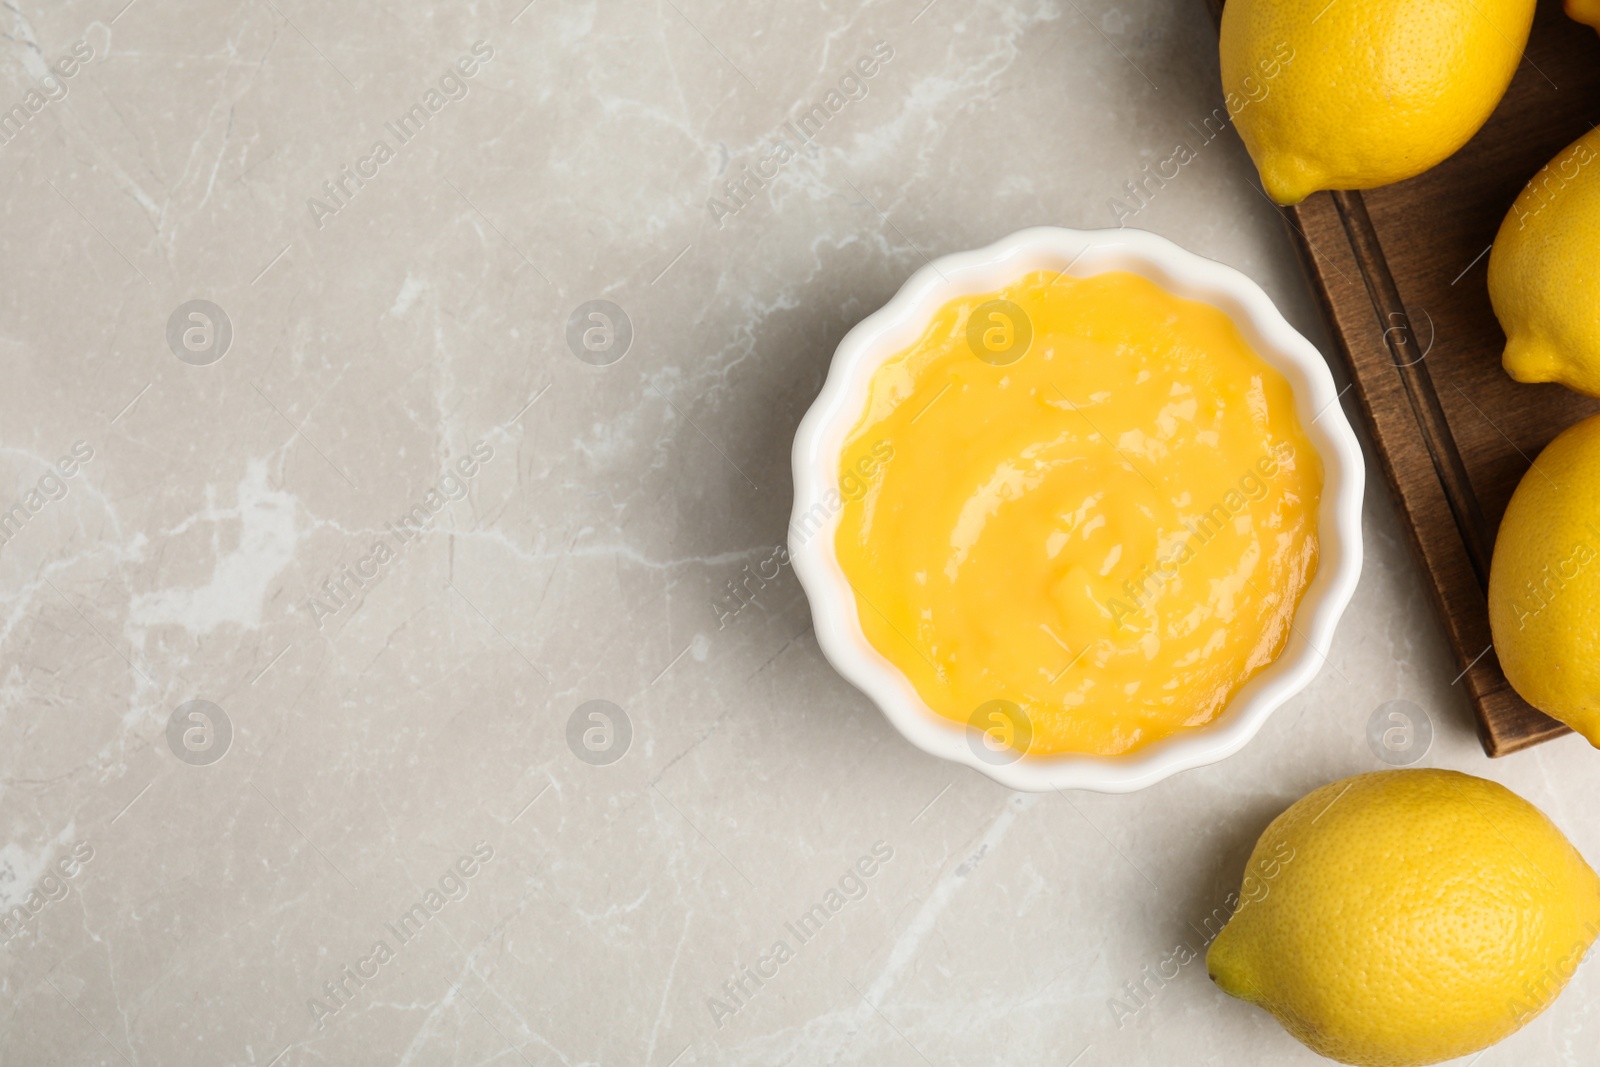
xmin=1488 ymin=128 xmax=1600 ymax=396
xmin=1568 ymin=0 xmax=1600 ymax=33
xmin=1488 ymin=414 xmax=1600 ymax=738
xmin=1207 ymin=769 xmax=1600 ymax=1067
xmin=1219 ymin=0 xmax=1535 ymax=205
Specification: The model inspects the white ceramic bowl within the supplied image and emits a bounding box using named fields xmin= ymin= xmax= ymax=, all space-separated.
xmin=789 ymin=226 xmax=1364 ymax=793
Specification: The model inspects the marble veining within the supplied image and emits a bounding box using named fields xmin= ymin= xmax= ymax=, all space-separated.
xmin=1 ymin=0 xmax=1594 ymax=1064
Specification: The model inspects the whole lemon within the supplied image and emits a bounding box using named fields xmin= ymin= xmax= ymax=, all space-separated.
xmin=1219 ymin=0 xmax=1535 ymax=205
xmin=1488 ymin=415 xmax=1600 ymax=738
xmin=1207 ymin=769 xmax=1600 ymax=1067
xmin=1488 ymin=127 xmax=1600 ymax=396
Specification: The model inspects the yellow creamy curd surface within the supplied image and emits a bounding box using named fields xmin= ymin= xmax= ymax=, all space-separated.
xmin=833 ymin=269 xmax=1323 ymax=757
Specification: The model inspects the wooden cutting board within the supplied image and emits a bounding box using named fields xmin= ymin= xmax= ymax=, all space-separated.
xmin=1205 ymin=0 xmax=1600 ymax=755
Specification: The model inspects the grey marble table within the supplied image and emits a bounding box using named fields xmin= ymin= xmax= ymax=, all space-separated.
xmin=0 ymin=1 xmax=1592 ymax=1064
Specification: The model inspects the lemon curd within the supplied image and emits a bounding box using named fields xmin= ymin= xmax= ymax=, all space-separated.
xmin=834 ymin=270 xmax=1322 ymax=757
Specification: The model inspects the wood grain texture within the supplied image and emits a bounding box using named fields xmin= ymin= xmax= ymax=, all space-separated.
xmin=1206 ymin=0 xmax=1600 ymax=755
